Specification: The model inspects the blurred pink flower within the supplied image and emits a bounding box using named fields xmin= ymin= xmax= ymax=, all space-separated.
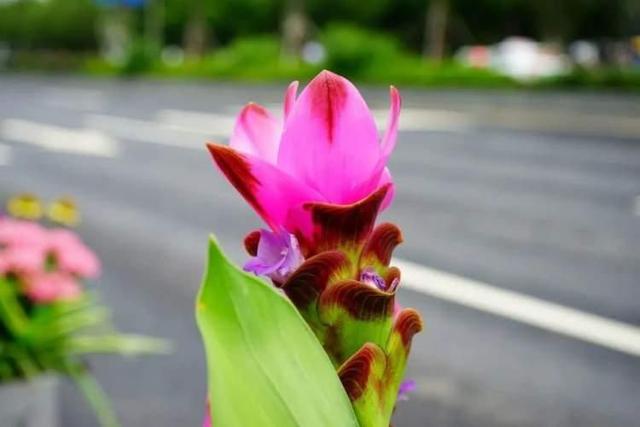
xmin=207 ymin=70 xmax=400 ymax=242
xmin=23 ymin=271 xmax=82 ymax=303
xmin=1 ymin=218 xmax=100 ymax=304
xmin=0 ymin=217 xmax=48 ymax=248
xmin=48 ymin=229 xmax=100 ymax=279
xmin=0 ymin=218 xmax=48 ymax=275
xmin=202 ymin=402 xmax=212 ymax=427
xmin=0 ymin=245 xmax=46 ymax=275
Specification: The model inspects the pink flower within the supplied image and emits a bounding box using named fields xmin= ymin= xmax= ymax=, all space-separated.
xmin=23 ymin=271 xmax=82 ymax=303
xmin=48 ymin=229 xmax=100 ymax=279
xmin=207 ymin=70 xmax=400 ymax=247
xmin=0 ymin=218 xmax=48 ymax=275
xmin=202 ymin=401 xmax=212 ymax=427
xmin=0 ymin=245 xmax=46 ymax=275
xmin=0 ymin=217 xmax=48 ymax=248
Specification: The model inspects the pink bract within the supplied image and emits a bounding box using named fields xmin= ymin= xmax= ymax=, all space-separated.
xmin=202 ymin=402 xmax=212 ymax=427
xmin=23 ymin=271 xmax=82 ymax=303
xmin=207 ymin=70 xmax=400 ymax=241
xmin=48 ymin=229 xmax=101 ymax=279
xmin=0 ymin=245 xmax=46 ymax=275
xmin=0 ymin=217 xmax=48 ymax=248
xmin=0 ymin=218 xmax=48 ymax=275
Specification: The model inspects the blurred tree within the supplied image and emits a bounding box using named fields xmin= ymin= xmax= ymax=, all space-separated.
xmin=281 ymin=0 xmax=307 ymax=58
xmin=144 ymin=0 xmax=164 ymax=51
xmin=183 ymin=0 xmax=209 ymax=57
xmin=307 ymin=0 xmax=393 ymax=28
xmin=0 ymin=0 xmax=99 ymax=50
xmin=207 ymin=0 xmax=281 ymax=45
xmin=0 ymin=0 xmax=637 ymax=57
xmin=423 ymin=0 xmax=449 ymax=60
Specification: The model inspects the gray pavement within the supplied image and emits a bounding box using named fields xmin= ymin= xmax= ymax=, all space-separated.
xmin=0 ymin=75 xmax=639 ymax=426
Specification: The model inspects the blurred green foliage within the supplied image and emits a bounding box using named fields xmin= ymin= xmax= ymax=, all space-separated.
xmin=162 ymin=0 xmax=281 ymax=46
xmin=1 ymin=0 xmax=638 ymax=89
xmin=1 ymin=0 xmax=637 ymax=51
xmin=86 ymin=35 xmax=318 ymax=81
xmin=121 ymin=38 xmax=160 ymax=75
xmin=321 ymin=24 xmax=401 ymax=78
xmin=0 ymin=0 xmax=98 ymax=50
xmin=82 ymin=30 xmax=516 ymax=88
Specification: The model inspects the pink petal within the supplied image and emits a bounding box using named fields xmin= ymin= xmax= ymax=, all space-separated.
xmin=202 ymin=407 xmax=212 ymax=427
xmin=381 ymin=86 xmax=401 ymax=161
xmin=1 ymin=246 xmax=46 ymax=275
xmin=345 ymin=87 xmax=400 ymax=208
xmin=207 ymin=143 xmax=325 ymax=236
xmin=229 ymin=103 xmax=281 ymax=164
xmin=47 ymin=228 xmax=81 ymax=249
xmin=283 ymin=80 xmax=299 ymax=120
xmin=377 ymin=167 xmax=395 ymax=210
xmin=0 ymin=218 xmax=47 ymax=247
xmin=277 ymin=70 xmax=381 ymax=204
xmin=24 ymin=272 xmax=82 ymax=304
xmin=345 ymin=166 xmax=395 ymax=212
xmin=57 ymin=246 xmax=101 ymax=279
xmin=48 ymin=229 xmax=101 ymax=279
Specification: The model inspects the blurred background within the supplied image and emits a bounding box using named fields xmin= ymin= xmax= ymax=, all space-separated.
xmin=1 ymin=0 xmax=639 ymax=426
xmin=0 ymin=0 xmax=640 ymax=86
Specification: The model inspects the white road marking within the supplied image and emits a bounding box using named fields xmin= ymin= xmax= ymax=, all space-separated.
xmin=0 ymin=143 xmax=11 ymax=165
xmin=88 ymin=108 xmax=469 ymax=150
xmin=85 ymin=114 xmax=214 ymax=149
xmin=374 ymin=108 xmax=473 ymax=132
xmin=395 ymin=257 xmax=640 ymax=357
xmin=41 ymin=87 xmax=106 ymax=111
xmin=262 ymin=103 xmax=473 ymax=132
xmin=156 ymin=109 xmax=235 ymax=136
xmin=1 ymin=119 xmax=118 ymax=157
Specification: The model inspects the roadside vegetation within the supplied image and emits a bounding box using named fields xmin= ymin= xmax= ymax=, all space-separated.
xmin=1 ymin=0 xmax=639 ymax=90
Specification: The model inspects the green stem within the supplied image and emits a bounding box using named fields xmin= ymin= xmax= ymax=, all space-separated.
xmin=66 ymin=361 xmax=121 ymax=427
xmin=49 ymin=307 xmax=111 ymax=338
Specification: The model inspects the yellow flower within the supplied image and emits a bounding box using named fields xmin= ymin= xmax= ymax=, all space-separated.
xmin=47 ymin=197 xmax=80 ymax=227
xmin=6 ymin=193 xmax=43 ymax=220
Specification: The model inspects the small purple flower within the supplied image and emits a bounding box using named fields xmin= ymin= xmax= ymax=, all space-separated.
xmin=243 ymin=229 xmax=303 ymax=283
xmin=360 ymin=268 xmax=386 ymax=290
xmin=397 ymin=379 xmax=416 ymax=401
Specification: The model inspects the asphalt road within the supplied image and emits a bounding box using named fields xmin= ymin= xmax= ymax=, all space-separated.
xmin=1 ymin=75 xmax=639 ymax=427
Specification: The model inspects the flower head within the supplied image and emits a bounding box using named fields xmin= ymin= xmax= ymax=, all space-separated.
xmin=208 ymin=70 xmax=401 ymax=254
xmin=203 ymin=71 xmax=420 ymax=427
xmin=0 ymin=218 xmax=100 ymax=304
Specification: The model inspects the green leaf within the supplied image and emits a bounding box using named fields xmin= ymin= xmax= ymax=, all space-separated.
xmin=196 ymin=235 xmax=360 ymax=427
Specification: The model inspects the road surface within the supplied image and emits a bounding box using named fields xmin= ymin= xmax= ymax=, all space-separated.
xmin=1 ymin=75 xmax=639 ymax=427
